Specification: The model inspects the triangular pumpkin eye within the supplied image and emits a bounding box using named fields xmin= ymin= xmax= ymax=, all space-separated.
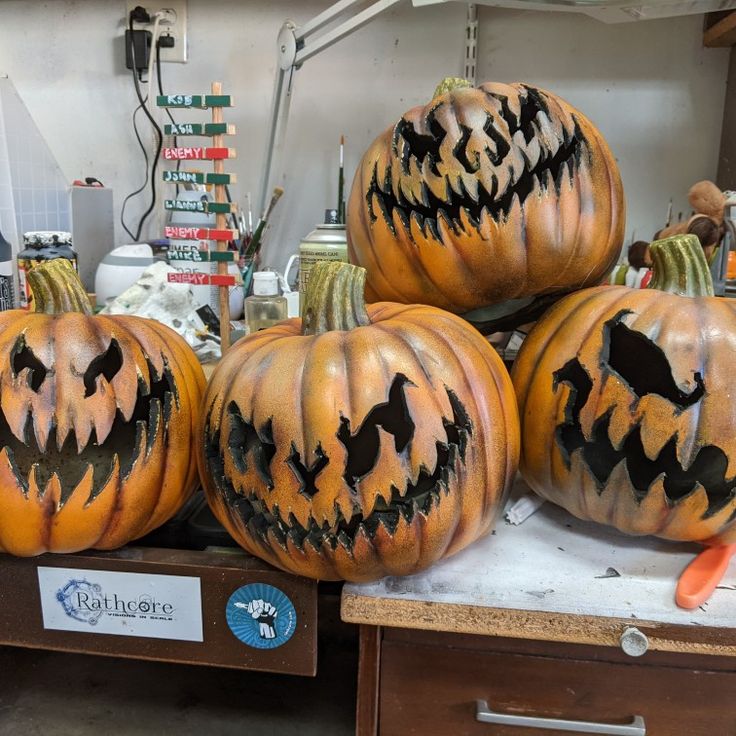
xmin=11 ymin=339 xmax=47 ymax=392
xmin=83 ymin=339 xmax=123 ymax=397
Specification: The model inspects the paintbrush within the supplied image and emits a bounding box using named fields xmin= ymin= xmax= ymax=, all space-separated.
xmin=666 ymin=198 xmax=673 ymax=227
xmin=246 ymin=186 xmax=284 ymax=258
xmin=246 ymin=191 xmax=253 ymax=237
xmin=338 ymin=135 xmax=345 ymax=224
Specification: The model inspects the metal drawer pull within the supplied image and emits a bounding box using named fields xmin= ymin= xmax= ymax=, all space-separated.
xmin=476 ymin=700 xmax=646 ymax=735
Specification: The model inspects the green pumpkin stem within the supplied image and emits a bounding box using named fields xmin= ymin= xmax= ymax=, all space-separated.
xmin=26 ymin=258 xmax=93 ymax=315
xmin=648 ymin=234 xmax=714 ymax=298
xmin=301 ymin=262 xmax=370 ymax=335
xmin=433 ymin=77 xmax=473 ymax=98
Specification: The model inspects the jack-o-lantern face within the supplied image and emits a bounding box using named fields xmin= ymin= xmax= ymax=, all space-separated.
xmin=512 ymin=235 xmax=736 ymax=544
xmin=0 ymin=260 xmax=205 ymax=556
xmin=347 ymin=80 xmax=624 ymax=332
xmin=199 ymin=262 xmax=519 ymax=581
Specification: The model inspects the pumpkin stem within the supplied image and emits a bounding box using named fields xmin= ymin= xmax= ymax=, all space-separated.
xmin=648 ymin=234 xmax=714 ymax=298
xmin=301 ymin=262 xmax=371 ymax=335
xmin=433 ymin=77 xmax=473 ymax=98
xmin=27 ymin=259 xmax=93 ymax=315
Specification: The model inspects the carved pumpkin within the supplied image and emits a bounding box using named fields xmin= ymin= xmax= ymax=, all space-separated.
xmin=199 ymin=262 xmax=519 ymax=581
xmin=0 ymin=260 xmax=205 ymax=556
xmin=512 ymin=234 xmax=736 ymax=543
xmin=347 ymin=79 xmax=625 ymax=333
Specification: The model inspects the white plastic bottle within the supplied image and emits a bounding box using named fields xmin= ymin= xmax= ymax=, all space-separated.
xmin=245 ymin=272 xmax=287 ymax=332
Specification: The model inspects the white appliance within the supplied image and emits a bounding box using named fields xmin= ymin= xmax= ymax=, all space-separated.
xmin=95 ymin=243 xmax=154 ymax=307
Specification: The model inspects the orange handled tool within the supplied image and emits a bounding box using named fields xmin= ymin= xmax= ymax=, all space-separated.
xmin=675 ymin=544 xmax=736 ymax=609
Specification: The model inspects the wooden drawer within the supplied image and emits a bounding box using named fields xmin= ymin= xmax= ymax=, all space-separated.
xmin=379 ymin=636 xmax=736 ymax=735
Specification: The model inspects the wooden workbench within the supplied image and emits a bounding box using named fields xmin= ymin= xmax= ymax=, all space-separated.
xmin=342 ymin=478 xmax=736 ymax=735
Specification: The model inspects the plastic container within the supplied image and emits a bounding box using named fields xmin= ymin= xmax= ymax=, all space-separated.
xmin=245 ymin=271 xmax=287 ymax=332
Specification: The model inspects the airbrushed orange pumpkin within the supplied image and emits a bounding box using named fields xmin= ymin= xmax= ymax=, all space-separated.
xmin=199 ymin=262 xmax=519 ymax=582
xmin=0 ymin=260 xmax=205 ymax=556
xmin=348 ymin=79 xmax=625 ymax=332
xmin=512 ymin=235 xmax=736 ymax=544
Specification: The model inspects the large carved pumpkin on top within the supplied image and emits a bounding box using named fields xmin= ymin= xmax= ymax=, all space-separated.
xmin=0 ymin=260 xmax=205 ymax=556
xmin=348 ymin=79 xmax=625 ymax=332
xmin=512 ymin=235 xmax=736 ymax=544
xmin=199 ymin=262 xmax=519 ymax=582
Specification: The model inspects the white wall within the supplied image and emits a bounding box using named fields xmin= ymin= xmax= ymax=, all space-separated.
xmin=0 ymin=0 xmax=729 ymax=272
xmin=475 ymin=7 xmax=729 ymax=246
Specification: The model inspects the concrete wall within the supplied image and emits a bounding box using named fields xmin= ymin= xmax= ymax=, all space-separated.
xmin=0 ymin=0 xmax=729 ymax=271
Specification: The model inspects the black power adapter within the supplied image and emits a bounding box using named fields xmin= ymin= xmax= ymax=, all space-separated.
xmin=125 ymin=29 xmax=152 ymax=73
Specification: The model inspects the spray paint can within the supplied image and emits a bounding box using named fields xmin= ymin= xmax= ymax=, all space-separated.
xmin=298 ymin=209 xmax=347 ymax=313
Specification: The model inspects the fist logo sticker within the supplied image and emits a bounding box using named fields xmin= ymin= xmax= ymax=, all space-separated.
xmin=225 ymin=584 xmax=297 ymax=649
xmin=234 ymin=599 xmax=278 ymax=640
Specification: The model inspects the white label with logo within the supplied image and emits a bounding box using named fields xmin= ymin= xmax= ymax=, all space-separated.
xmin=37 ymin=567 xmax=203 ymax=642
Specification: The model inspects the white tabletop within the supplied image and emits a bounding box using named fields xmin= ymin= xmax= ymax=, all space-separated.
xmin=342 ymin=478 xmax=736 ymax=654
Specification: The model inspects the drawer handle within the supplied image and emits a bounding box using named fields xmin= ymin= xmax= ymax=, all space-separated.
xmin=475 ymin=700 xmax=646 ymax=735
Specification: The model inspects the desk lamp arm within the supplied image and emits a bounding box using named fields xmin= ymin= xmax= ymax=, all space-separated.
xmin=258 ymin=0 xmax=404 ymax=215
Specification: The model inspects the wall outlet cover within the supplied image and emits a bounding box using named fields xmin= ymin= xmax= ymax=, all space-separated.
xmin=125 ymin=0 xmax=188 ymax=63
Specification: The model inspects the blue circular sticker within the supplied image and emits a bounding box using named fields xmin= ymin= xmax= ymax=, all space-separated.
xmin=225 ymin=583 xmax=297 ymax=649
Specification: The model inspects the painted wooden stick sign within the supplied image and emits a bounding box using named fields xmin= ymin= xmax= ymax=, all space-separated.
xmin=162 ymin=147 xmax=235 ymax=161
xmin=165 ymin=226 xmax=238 ymax=241
xmin=158 ymin=82 xmax=237 ymax=352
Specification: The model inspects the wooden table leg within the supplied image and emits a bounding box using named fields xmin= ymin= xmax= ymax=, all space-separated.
xmin=356 ymin=625 xmax=381 ymax=736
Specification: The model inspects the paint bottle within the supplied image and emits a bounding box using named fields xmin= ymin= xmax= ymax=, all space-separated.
xmin=0 ymin=228 xmax=15 ymax=310
xmin=298 ymin=209 xmax=348 ymax=315
xmin=245 ymin=272 xmax=287 ymax=332
xmin=18 ymin=231 xmax=78 ymax=309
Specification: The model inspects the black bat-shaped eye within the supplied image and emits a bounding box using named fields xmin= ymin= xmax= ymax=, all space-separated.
xmin=12 ymin=340 xmax=47 ymax=392
xmin=606 ymin=318 xmax=704 ymax=410
xmin=337 ymin=374 xmax=415 ymax=493
xmin=395 ymin=109 xmax=446 ymax=176
xmin=83 ymin=339 xmax=123 ymax=397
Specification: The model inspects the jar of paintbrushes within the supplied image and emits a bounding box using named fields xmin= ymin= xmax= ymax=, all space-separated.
xmin=239 ymin=186 xmax=284 ymax=297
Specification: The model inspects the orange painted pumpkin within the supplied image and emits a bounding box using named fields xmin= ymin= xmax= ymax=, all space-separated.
xmin=0 ymin=259 xmax=205 ymax=555
xmin=199 ymin=262 xmax=519 ymax=581
xmin=347 ymin=79 xmax=625 ymax=332
xmin=512 ymin=235 xmax=736 ymax=543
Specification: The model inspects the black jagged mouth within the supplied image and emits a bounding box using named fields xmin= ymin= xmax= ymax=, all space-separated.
xmin=367 ymin=87 xmax=588 ymax=242
xmin=210 ymin=446 xmax=456 ymax=554
xmin=554 ymin=315 xmax=735 ymax=519
xmin=206 ymin=375 xmax=474 ymax=555
xmin=0 ymin=359 xmax=177 ymax=506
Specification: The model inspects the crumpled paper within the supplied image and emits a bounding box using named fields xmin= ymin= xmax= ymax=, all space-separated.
xmin=100 ymin=260 xmax=220 ymax=362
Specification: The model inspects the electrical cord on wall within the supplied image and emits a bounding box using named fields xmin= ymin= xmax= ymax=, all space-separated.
xmin=146 ymin=13 xmax=163 ymax=113
xmin=155 ymin=42 xmax=181 ymax=197
xmin=119 ymin=103 xmax=152 ymax=242
xmin=120 ymin=14 xmax=164 ymax=242
xmin=155 ymin=45 xmax=238 ymax=231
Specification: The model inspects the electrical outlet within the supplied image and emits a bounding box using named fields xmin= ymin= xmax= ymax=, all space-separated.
xmin=126 ymin=0 xmax=188 ymax=63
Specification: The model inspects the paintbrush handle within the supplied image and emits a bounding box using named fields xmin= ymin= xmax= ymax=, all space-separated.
xmin=338 ymin=171 xmax=345 ymax=224
xmin=246 ymin=220 xmax=265 ymax=257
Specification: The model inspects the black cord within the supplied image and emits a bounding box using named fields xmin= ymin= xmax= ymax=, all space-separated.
xmin=119 ymin=16 xmax=163 ymax=242
xmin=155 ymin=44 xmax=181 ymax=196
xmin=155 ymin=43 xmax=238 ymax=233
xmin=120 ymin=103 xmax=151 ymax=241
xmin=130 ymin=36 xmax=163 ymax=236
